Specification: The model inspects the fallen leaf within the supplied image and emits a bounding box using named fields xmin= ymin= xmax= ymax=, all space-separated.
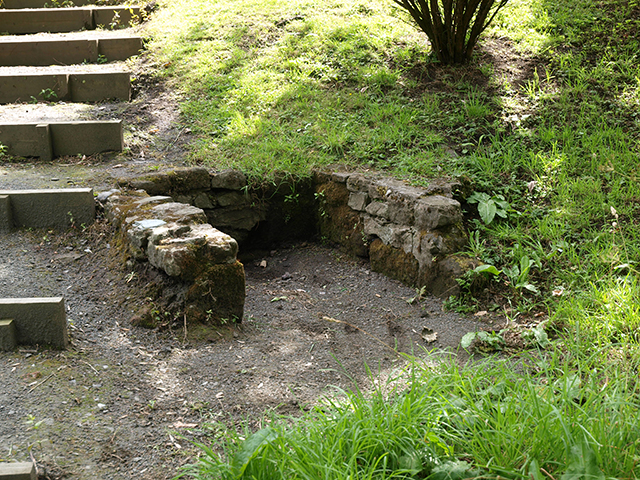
xmin=474 ymin=310 xmax=488 ymax=317
xmin=421 ymin=327 xmax=437 ymax=343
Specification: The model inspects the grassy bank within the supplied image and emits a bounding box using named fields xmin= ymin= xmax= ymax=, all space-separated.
xmin=144 ymin=0 xmax=640 ymax=477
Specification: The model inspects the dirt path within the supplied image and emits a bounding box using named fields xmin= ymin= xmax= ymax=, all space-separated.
xmin=0 ymin=224 xmax=488 ymax=480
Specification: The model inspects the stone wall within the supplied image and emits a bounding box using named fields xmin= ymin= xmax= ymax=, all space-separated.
xmin=117 ymin=167 xmax=474 ymax=298
xmin=102 ymin=190 xmax=245 ymax=324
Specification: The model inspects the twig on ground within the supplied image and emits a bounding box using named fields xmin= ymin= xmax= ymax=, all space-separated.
xmin=28 ymin=373 xmax=55 ymax=394
xmin=82 ymin=360 xmax=100 ymax=375
xmin=183 ymin=314 xmax=188 ymax=344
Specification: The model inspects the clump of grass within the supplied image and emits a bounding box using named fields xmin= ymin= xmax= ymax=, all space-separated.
xmin=178 ymin=341 xmax=640 ymax=480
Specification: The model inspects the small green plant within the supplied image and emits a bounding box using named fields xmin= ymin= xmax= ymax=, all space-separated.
xmin=503 ymin=255 xmax=538 ymax=294
xmin=25 ymin=414 xmax=44 ymax=431
xmin=467 ymin=191 xmax=510 ymax=224
xmin=314 ymin=190 xmax=327 ymax=217
xmin=407 ymin=285 xmax=427 ymax=304
xmin=0 ymin=142 xmax=7 ymax=158
xmin=97 ymin=54 xmax=109 ymax=64
xmin=39 ymin=88 xmax=58 ymax=102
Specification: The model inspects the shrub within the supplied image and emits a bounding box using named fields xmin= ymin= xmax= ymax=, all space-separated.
xmin=392 ymin=0 xmax=510 ymax=63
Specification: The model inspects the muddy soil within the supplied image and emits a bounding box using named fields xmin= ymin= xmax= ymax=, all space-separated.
xmin=0 ymin=223 xmax=495 ymax=480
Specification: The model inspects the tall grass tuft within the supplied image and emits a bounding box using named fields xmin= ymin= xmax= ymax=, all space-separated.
xmin=178 ymin=342 xmax=640 ymax=480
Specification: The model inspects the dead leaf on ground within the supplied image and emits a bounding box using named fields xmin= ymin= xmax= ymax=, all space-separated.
xmin=421 ymin=327 xmax=437 ymax=343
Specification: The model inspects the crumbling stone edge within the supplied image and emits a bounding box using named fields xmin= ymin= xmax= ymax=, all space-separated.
xmin=110 ymin=167 xmax=477 ymax=322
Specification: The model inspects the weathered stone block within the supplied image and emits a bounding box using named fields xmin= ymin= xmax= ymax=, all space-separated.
xmin=387 ymin=200 xmax=413 ymax=225
xmin=211 ymin=169 xmax=247 ymax=190
xmin=0 ymin=461 xmax=36 ymax=480
xmin=347 ymin=191 xmax=369 ymax=211
xmin=147 ymin=224 xmax=238 ymax=279
xmin=125 ymin=173 xmax=171 ymax=196
xmin=216 ymin=191 xmax=250 ymax=208
xmin=0 ymin=195 xmax=12 ymax=232
xmin=414 ymin=196 xmax=461 ymax=230
xmin=149 ymin=202 xmax=207 ymax=225
xmin=365 ymin=201 xmax=389 ymax=219
xmin=127 ymin=218 xmax=168 ymax=259
xmin=346 ymin=173 xmax=368 ymax=192
xmin=169 ymin=167 xmax=211 ymax=192
xmin=0 ymin=298 xmax=67 ymax=349
xmin=193 ymin=193 xmax=214 ymax=209
xmin=184 ymin=261 xmax=246 ymax=322
xmin=207 ymin=207 xmax=261 ymax=231
xmin=0 ymin=319 xmax=17 ymax=352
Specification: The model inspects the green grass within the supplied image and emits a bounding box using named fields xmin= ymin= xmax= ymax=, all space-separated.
xmin=178 ymin=344 xmax=640 ymax=479
xmin=144 ymin=0 xmax=640 ymax=477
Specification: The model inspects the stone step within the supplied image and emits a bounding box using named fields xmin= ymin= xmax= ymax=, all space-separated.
xmin=0 ymin=66 xmax=131 ymax=103
xmin=0 ymin=187 xmax=95 ymax=229
xmin=0 ymin=120 xmax=123 ymax=159
xmin=0 ymin=462 xmax=36 ymax=480
xmin=0 ymin=6 xmax=141 ymax=34
xmin=0 ymin=32 xmax=143 ymax=66
xmin=0 ymin=298 xmax=68 ymax=349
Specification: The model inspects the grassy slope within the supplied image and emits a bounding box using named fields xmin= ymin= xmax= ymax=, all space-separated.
xmin=145 ymin=0 xmax=640 ymax=478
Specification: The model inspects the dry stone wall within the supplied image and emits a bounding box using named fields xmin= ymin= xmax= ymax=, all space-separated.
xmin=102 ymin=190 xmax=245 ymax=324
xmin=117 ymin=167 xmax=474 ymax=299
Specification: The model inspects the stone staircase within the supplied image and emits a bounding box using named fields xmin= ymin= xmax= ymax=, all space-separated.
xmin=0 ymin=0 xmax=144 ymax=160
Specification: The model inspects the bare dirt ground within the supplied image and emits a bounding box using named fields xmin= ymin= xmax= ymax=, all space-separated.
xmin=0 ymin=223 xmax=491 ymax=480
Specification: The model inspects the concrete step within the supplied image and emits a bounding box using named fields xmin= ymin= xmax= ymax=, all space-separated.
xmin=0 ymin=319 xmax=18 ymax=351
xmin=0 ymin=462 xmax=36 ymax=480
xmin=0 ymin=298 xmax=68 ymax=348
xmin=0 ymin=187 xmax=95 ymax=229
xmin=0 ymin=31 xmax=143 ymax=66
xmin=0 ymin=120 xmax=123 ymax=159
xmin=0 ymin=65 xmax=131 ymax=103
xmin=2 ymin=0 xmax=120 ymax=7
xmin=0 ymin=6 xmax=141 ymax=34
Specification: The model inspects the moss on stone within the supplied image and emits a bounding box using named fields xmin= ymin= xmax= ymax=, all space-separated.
xmin=369 ymin=238 xmax=419 ymax=287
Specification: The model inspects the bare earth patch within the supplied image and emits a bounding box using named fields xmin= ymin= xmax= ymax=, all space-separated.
xmin=0 ymin=223 xmax=489 ymax=479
